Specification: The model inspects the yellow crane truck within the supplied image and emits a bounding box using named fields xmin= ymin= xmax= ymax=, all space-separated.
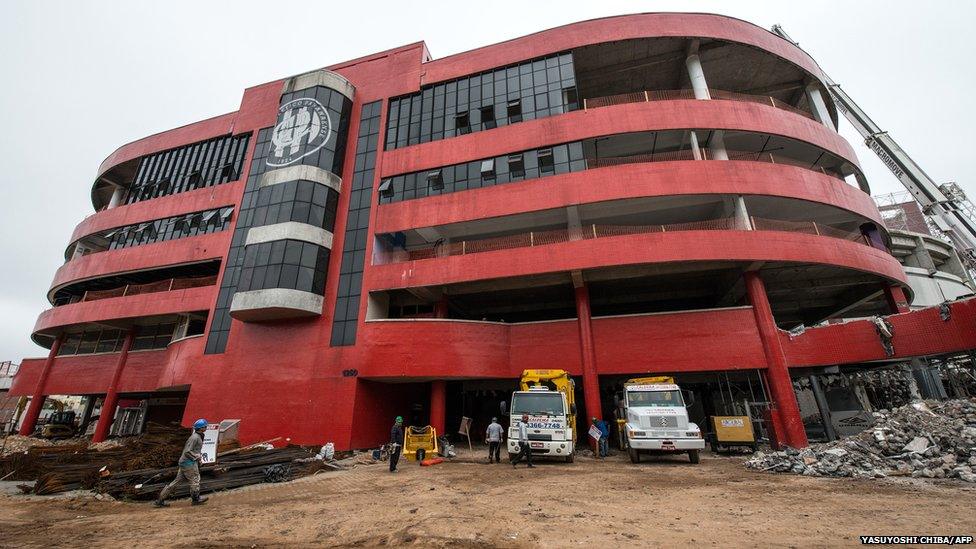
xmin=508 ymin=369 xmax=577 ymax=462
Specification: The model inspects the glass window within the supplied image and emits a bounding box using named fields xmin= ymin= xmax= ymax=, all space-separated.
xmin=384 ymin=54 xmax=576 ymax=150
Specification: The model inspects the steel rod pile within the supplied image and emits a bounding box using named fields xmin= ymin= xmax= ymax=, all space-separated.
xmin=0 ymin=423 xmax=337 ymax=498
xmin=96 ymin=446 xmax=324 ymax=500
xmin=0 ymin=423 xmax=191 ymax=495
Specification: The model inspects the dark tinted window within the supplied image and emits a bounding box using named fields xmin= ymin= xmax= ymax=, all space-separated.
xmin=385 ymin=52 xmax=577 ymax=149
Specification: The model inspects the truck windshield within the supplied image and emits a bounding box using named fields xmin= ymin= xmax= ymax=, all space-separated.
xmin=628 ymin=390 xmax=684 ymax=407
xmin=511 ymin=393 xmax=564 ymax=416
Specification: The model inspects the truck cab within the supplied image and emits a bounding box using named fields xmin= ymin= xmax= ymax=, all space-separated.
xmin=508 ymin=386 xmax=575 ymax=462
xmin=622 ymin=379 xmax=704 ymax=464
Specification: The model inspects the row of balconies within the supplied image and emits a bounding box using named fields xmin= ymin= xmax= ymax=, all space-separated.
xmin=42 ymin=24 xmax=875 ymax=344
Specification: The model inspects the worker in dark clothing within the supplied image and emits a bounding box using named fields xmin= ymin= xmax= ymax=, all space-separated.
xmin=593 ymin=416 xmax=610 ymax=458
xmin=511 ymin=414 xmax=534 ymax=468
xmin=389 ymin=416 xmax=404 ymax=473
xmin=485 ymin=417 xmax=504 ymax=463
xmin=155 ymin=418 xmax=209 ymax=507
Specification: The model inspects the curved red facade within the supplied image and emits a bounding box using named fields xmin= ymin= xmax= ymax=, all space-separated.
xmin=14 ymin=14 xmax=976 ymax=450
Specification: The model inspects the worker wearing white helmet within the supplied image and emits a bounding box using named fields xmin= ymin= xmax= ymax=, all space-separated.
xmin=155 ymin=418 xmax=209 ymax=507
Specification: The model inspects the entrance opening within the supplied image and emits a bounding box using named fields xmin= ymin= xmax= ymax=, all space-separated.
xmin=445 ymin=379 xmax=517 ymax=448
xmin=350 ymin=380 xmax=430 ymax=449
xmin=599 ymin=370 xmax=772 ymax=449
xmin=110 ymin=389 xmax=189 ymax=437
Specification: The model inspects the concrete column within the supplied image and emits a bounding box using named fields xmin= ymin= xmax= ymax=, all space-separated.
xmin=71 ymin=244 xmax=88 ymax=261
xmin=19 ymin=334 xmax=64 ymax=436
xmin=808 ymin=375 xmax=837 ymax=441
xmin=734 ymin=195 xmax=751 ymax=230
xmin=805 ymin=83 xmax=833 ymax=128
xmin=566 ymin=205 xmax=583 ymax=241
xmin=912 ymin=237 xmax=939 ymax=275
xmin=883 ymin=284 xmax=910 ymax=314
xmin=744 ymin=271 xmax=808 ymax=448
xmin=107 ymin=186 xmax=125 ymax=209
xmin=709 ymin=130 xmax=729 ymax=161
xmin=689 ymin=131 xmax=703 ymax=160
xmin=434 ymin=296 xmax=449 ymax=319
xmin=685 ymin=41 xmax=711 ymax=100
xmin=78 ymin=396 xmax=97 ymax=434
xmin=429 ymin=380 xmax=446 ymax=436
xmin=901 ymin=363 xmax=922 ymax=400
xmin=92 ymin=329 xmax=136 ymax=443
xmin=573 ymin=283 xmax=602 ymax=451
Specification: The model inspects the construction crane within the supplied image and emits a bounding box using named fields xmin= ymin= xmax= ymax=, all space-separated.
xmin=771 ymin=25 xmax=976 ymax=274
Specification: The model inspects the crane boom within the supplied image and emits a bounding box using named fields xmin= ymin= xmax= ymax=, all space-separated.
xmin=771 ymin=25 xmax=976 ymax=271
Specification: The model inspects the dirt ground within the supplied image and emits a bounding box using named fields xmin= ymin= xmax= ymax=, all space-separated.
xmin=1 ymin=449 xmax=975 ymax=548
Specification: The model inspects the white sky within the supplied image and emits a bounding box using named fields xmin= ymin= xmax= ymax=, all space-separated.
xmin=1 ymin=1 xmax=973 ymax=361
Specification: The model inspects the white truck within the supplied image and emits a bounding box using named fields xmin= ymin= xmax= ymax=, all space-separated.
xmin=622 ymin=378 xmax=704 ymax=464
xmin=508 ymin=385 xmax=575 ymax=463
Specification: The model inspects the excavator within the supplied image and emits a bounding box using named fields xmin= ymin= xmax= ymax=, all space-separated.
xmin=38 ymin=399 xmax=77 ymax=439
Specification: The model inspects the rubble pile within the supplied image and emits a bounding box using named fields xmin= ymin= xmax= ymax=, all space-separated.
xmin=746 ymin=399 xmax=976 ymax=482
xmin=0 ymin=435 xmax=56 ymax=457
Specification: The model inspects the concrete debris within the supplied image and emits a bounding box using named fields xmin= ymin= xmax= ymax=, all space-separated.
xmin=903 ymin=436 xmax=929 ymax=454
xmin=0 ymin=436 xmax=55 ymax=457
xmin=746 ymin=398 xmax=976 ymax=482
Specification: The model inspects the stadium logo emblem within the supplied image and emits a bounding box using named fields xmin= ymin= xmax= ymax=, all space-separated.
xmin=267 ymin=98 xmax=332 ymax=167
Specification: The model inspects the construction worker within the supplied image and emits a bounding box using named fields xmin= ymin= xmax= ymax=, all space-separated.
xmin=593 ymin=416 xmax=610 ymax=458
xmin=389 ymin=416 xmax=404 ymax=473
xmin=485 ymin=417 xmax=504 ymax=463
xmin=510 ymin=414 xmax=534 ymax=468
xmin=154 ymin=418 xmax=208 ymax=507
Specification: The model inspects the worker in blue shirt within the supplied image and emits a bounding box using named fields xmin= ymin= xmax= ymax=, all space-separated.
xmin=485 ymin=417 xmax=505 ymax=463
xmin=155 ymin=418 xmax=209 ymax=507
xmin=592 ymin=416 xmax=610 ymax=458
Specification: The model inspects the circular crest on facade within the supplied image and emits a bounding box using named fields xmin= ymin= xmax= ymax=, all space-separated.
xmin=267 ymin=98 xmax=332 ymax=167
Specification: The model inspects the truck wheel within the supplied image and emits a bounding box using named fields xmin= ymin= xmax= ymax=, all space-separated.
xmin=688 ymin=449 xmax=700 ymax=464
xmin=628 ymin=447 xmax=640 ymax=463
xmin=565 ymin=453 xmax=574 ymax=463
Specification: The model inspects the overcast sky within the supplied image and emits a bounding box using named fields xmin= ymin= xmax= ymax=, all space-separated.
xmin=1 ymin=1 xmax=973 ymax=362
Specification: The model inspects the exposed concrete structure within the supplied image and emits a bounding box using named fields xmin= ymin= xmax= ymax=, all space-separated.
xmin=258 ymin=164 xmax=343 ymax=193
xmin=888 ymin=230 xmax=974 ymax=307
xmin=229 ymin=288 xmax=325 ymax=321
xmin=281 ymin=69 xmax=356 ymax=101
xmin=245 ymin=222 xmax=334 ymax=249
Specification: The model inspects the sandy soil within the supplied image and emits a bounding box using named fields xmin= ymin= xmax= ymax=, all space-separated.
xmin=1 ymin=449 xmax=975 ymax=548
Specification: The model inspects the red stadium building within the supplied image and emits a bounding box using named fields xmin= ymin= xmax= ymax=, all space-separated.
xmin=12 ymin=13 xmax=976 ymax=449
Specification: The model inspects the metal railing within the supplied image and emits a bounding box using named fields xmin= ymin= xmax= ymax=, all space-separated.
xmin=53 ymin=276 xmax=218 ymax=306
xmin=584 ymin=149 xmax=845 ymax=181
xmin=582 ymin=88 xmax=816 ymax=121
xmin=381 ymin=217 xmax=871 ymax=264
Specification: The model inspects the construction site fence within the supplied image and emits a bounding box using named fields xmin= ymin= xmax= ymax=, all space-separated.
xmin=54 ymin=276 xmax=218 ymax=306
xmin=582 ymin=88 xmax=816 ymax=121
xmin=383 ymin=217 xmax=872 ymax=263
